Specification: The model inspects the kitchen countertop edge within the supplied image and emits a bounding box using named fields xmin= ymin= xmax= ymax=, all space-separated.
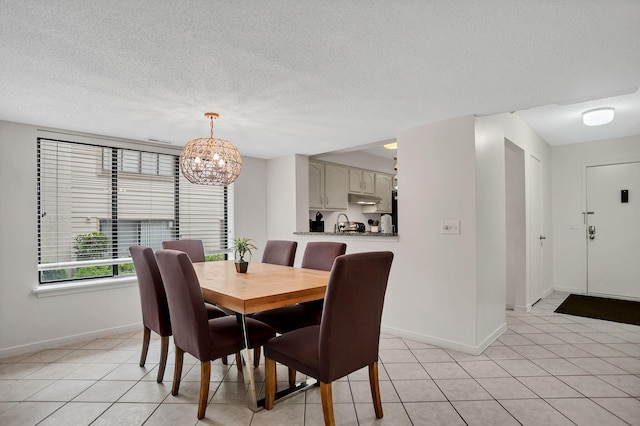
xmin=294 ymin=232 xmax=398 ymax=238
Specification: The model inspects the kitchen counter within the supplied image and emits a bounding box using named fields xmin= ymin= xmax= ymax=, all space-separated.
xmin=294 ymin=231 xmax=398 ymax=237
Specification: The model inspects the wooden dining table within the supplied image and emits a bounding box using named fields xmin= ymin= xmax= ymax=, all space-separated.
xmin=192 ymin=260 xmax=330 ymax=411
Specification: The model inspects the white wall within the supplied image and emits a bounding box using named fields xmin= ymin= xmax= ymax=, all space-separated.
xmin=373 ymin=113 xmax=552 ymax=353
xmin=0 ymin=121 xmax=142 ymax=355
xmin=474 ymin=117 xmax=508 ymax=345
xmin=551 ymin=136 xmax=640 ymax=293
xmin=265 ymin=154 xmax=301 ymax=239
xmin=233 ymin=155 xmax=268 ymax=257
xmin=385 ymin=115 xmax=481 ymax=351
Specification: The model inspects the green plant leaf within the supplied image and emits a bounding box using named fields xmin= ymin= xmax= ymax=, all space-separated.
xmin=233 ymin=237 xmax=257 ymax=261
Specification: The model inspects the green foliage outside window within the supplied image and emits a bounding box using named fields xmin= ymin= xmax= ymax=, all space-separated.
xmin=41 ymin=268 xmax=69 ymax=281
xmin=74 ymin=265 xmax=112 ymax=278
xmin=74 ymin=232 xmax=111 ymax=260
xmin=205 ymin=254 xmax=225 ymax=262
xmin=118 ymin=262 xmax=135 ymax=274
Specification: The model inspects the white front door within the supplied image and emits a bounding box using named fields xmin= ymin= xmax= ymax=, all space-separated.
xmin=529 ymin=155 xmax=544 ymax=305
xmin=586 ymin=162 xmax=640 ymax=299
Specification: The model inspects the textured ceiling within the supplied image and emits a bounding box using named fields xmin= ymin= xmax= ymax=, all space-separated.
xmin=1 ymin=1 xmax=639 ymax=159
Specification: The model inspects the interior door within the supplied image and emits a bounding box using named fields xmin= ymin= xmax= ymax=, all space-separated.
xmin=586 ymin=162 xmax=640 ymax=298
xmin=529 ymin=155 xmax=544 ymax=305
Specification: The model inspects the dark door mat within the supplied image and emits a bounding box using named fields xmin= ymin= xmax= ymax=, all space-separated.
xmin=554 ymin=294 xmax=640 ymax=326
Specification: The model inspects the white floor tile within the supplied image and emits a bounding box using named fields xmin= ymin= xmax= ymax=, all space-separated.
xmin=0 ymin=291 xmax=637 ymax=425
xmin=546 ymin=397 xmax=629 ymax=426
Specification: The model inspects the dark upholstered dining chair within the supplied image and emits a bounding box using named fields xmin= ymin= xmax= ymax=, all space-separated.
xmin=299 ymin=241 xmax=347 ymax=272
xmin=252 ymin=241 xmax=346 ymax=380
xmin=253 ymin=242 xmax=346 ymax=333
xmin=161 ymin=239 xmax=243 ymax=367
xmin=261 ymin=240 xmax=298 ymax=267
xmin=231 ymin=239 xmax=298 ymax=368
xmin=161 ymin=239 xmax=206 ymax=262
xmin=264 ymin=251 xmax=394 ymax=426
xmin=128 ymin=245 xmax=227 ymax=383
xmin=155 ymin=249 xmax=276 ymax=420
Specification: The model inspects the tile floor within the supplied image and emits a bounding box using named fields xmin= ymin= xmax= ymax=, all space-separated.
xmin=0 ymin=291 xmax=639 ymax=425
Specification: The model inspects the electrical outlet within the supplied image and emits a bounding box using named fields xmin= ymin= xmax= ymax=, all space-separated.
xmin=441 ymin=220 xmax=460 ymax=234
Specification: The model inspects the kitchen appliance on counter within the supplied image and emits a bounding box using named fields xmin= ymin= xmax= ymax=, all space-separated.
xmin=380 ymin=214 xmax=393 ymax=234
xmin=337 ymin=221 xmax=366 ymax=233
xmin=310 ymin=211 xmax=324 ymax=232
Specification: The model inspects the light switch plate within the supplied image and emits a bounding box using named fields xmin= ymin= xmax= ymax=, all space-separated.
xmin=441 ymin=220 xmax=460 ymax=234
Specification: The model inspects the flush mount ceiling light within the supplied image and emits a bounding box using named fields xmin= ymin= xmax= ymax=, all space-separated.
xmin=180 ymin=112 xmax=242 ymax=186
xmin=384 ymin=142 xmax=397 ymax=149
xmin=582 ymin=107 xmax=615 ymax=126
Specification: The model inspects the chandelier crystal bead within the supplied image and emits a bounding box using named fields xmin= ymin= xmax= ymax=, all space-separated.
xmin=180 ymin=112 xmax=242 ymax=186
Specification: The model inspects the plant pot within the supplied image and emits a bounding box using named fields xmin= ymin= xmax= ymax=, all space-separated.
xmin=235 ymin=260 xmax=248 ymax=273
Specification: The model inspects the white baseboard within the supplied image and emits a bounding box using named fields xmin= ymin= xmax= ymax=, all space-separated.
xmin=553 ymin=285 xmax=583 ymax=294
xmin=513 ymin=304 xmax=531 ymax=312
xmin=477 ymin=322 xmax=509 ymax=353
xmin=0 ymin=323 xmax=142 ymax=359
xmin=381 ymin=321 xmax=508 ymax=356
xmin=542 ymin=287 xmax=554 ymax=298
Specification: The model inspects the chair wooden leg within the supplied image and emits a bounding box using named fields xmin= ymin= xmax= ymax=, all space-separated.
xmin=139 ymin=326 xmax=151 ymax=367
xmin=288 ymin=367 xmax=296 ymax=387
xmin=264 ymin=357 xmax=277 ymax=410
xmin=320 ymin=381 xmax=335 ymax=426
xmin=369 ymin=362 xmax=383 ymax=419
xmin=253 ymin=346 xmax=261 ymax=368
xmin=197 ymin=361 xmax=211 ymax=419
xmin=172 ymin=346 xmax=184 ymax=396
xmin=156 ymin=336 xmax=169 ymax=383
xmin=235 ymin=352 xmax=243 ymax=372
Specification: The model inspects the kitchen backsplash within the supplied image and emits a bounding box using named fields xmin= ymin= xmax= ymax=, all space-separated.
xmin=308 ymin=204 xmax=383 ymax=233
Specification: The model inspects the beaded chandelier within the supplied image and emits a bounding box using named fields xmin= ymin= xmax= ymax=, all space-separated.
xmin=179 ymin=112 xmax=242 ymax=185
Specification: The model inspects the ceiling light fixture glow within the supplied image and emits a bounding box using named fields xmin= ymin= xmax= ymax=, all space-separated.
xmin=582 ymin=107 xmax=615 ymax=126
xmin=383 ymin=142 xmax=397 ymax=150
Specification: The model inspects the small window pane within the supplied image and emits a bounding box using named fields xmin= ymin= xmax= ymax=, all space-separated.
xmin=158 ymin=154 xmax=174 ymax=176
xmin=122 ymin=150 xmax=140 ymax=173
xmin=141 ymin=152 xmax=157 ymax=175
xmin=102 ymin=147 xmax=112 ymax=171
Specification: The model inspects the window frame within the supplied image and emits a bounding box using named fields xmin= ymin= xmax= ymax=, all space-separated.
xmin=36 ymin=135 xmax=232 ymax=290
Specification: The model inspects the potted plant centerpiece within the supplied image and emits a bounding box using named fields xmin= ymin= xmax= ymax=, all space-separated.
xmin=233 ymin=237 xmax=257 ymax=273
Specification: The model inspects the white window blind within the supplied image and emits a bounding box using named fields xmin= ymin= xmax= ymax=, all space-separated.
xmin=38 ymin=138 xmax=231 ymax=284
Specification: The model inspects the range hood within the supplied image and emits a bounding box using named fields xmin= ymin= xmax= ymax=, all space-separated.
xmin=348 ymin=193 xmax=382 ymax=205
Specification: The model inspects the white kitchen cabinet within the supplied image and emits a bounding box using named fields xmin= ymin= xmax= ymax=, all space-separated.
xmin=309 ymin=161 xmax=324 ymax=210
xmin=309 ymin=161 xmax=348 ymax=210
xmin=362 ymin=173 xmax=394 ymax=213
xmin=348 ymin=168 xmax=375 ymax=194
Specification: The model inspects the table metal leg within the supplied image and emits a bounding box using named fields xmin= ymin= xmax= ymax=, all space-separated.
xmin=236 ymin=313 xmax=318 ymax=411
xmin=257 ymin=377 xmax=318 ymax=407
xmin=237 ymin=313 xmax=260 ymax=412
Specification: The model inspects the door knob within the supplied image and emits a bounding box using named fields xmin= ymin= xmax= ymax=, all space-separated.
xmin=588 ymin=225 xmax=596 ymax=240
